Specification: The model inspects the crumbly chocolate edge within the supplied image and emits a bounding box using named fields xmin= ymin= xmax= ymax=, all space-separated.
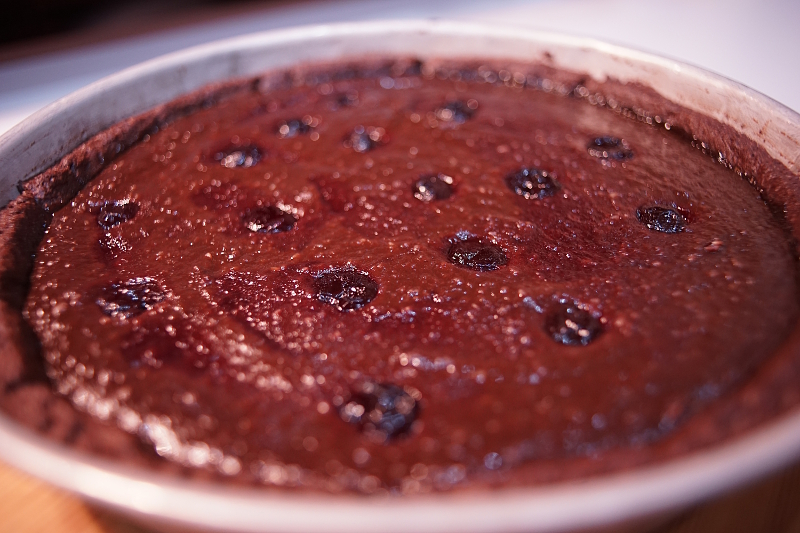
xmin=0 ymin=77 xmax=261 ymax=480
xmin=1 ymin=57 xmax=800 ymax=490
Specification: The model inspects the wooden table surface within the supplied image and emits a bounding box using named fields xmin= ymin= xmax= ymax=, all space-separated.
xmin=2 ymin=458 xmax=800 ymax=533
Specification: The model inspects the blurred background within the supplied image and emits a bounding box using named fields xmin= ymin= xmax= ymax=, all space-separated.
xmin=1 ymin=0 xmax=799 ymax=136
xmin=1 ymin=1 xmax=800 ymax=531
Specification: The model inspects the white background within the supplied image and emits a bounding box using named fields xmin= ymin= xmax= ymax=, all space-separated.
xmin=1 ymin=0 xmax=799 ymax=136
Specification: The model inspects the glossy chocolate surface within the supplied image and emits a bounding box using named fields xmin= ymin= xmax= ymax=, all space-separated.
xmin=21 ymin=62 xmax=800 ymax=493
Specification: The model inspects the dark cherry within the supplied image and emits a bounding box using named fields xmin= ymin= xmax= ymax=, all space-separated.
xmin=313 ymin=270 xmax=378 ymax=311
xmin=636 ymin=206 xmax=686 ymax=233
xmin=96 ymin=277 xmax=166 ymax=318
xmin=344 ymin=126 xmax=384 ymax=153
xmin=242 ymin=206 xmax=297 ymax=233
xmin=505 ymin=167 xmax=558 ymax=199
xmin=435 ymin=101 xmax=476 ymax=123
xmin=96 ymin=200 xmax=139 ymax=230
xmin=334 ymin=91 xmax=359 ymax=108
xmin=276 ymin=118 xmax=312 ymax=138
xmin=545 ymin=300 xmax=602 ymax=346
xmin=213 ymin=144 xmax=263 ymax=168
xmin=447 ymin=237 xmax=508 ymax=271
xmin=587 ymin=137 xmax=634 ymax=161
xmin=340 ymin=382 xmax=419 ymax=439
xmin=413 ymin=174 xmax=454 ymax=202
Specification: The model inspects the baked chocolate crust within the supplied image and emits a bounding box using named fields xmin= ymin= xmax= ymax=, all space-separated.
xmin=0 ymin=78 xmax=257 ymax=476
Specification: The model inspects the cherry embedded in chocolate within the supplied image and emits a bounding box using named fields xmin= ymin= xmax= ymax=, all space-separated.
xmin=545 ymin=300 xmax=602 ymax=346
xmin=242 ymin=206 xmax=297 ymax=233
xmin=413 ymin=174 xmax=454 ymax=202
xmin=314 ymin=270 xmax=378 ymax=311
xmin=345 ymin=126 xmax=384 ymax=153
xmin=213 ymin=144 xmax=263 ymax=168
xmin=435 ymin=101 xmax=476 ymax=123
xmin=447 ymin=237 xmax=508 ymax=271
xmin=276 ymin=118 xmax=312 ymax=138
xmin=96 ymin=200 xmax=139 ymax=229
xmin=24 ymin=58 xmax=800 ymax=493
xmin=334 ymin=91 xmax=358 ymax=107
xmin=505 ymin=168 xmax=558 ymax=199
xmin=340 ymin=382 xmax=419 ymax=439
xmin=636 ymin=206 xmax=686 ymax=233
xmin=96 ymin=277 xmax=166 ymax=318
xmin=588 ymin=137 xmax=634 ymax=161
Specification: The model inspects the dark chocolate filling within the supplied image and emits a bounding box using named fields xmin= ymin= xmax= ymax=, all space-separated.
xmin=2 ymin=59 xmax=800 ymax=494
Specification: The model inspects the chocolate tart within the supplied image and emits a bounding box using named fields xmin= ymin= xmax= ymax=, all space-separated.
xmin=1 ymin=21 xmax=800 ymax=533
